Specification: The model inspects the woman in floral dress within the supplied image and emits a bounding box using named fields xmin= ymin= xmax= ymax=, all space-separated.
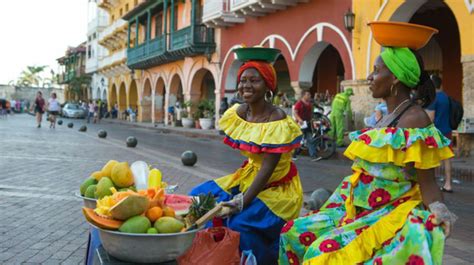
xmin=279 ymin=23 xmax=457 ymax=265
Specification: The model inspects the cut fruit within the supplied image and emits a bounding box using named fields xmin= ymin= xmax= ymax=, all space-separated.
xmin=165 ymin=194 xmax=193 ymax=215
xmin=109 ymin=195 xmax=150 ymax=221
xmin=82 ymin=207 xmax=123 ymax=230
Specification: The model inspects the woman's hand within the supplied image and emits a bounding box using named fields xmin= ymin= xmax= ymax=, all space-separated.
xmin=429 ymin=201 xmax=458 ymax=237
xmin=219 ymin=193 xmax=244 ymax=218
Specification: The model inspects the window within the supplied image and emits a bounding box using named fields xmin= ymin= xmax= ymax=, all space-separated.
xmin=88 ymin=35 xmax=91 ymax=42
xmin=88 ymin=46 xmax=92 ymax=58
xmin=173 ymin=4 xmax=178 ymax=31
xmin=155 ymin=12 xmax=163 ymax=36
xmin=125 ymin=3 xmax=129 ymax=12
xmin=120 ymin=8 xmax=123 ymax=16
xmin=93 ymin=33 xmax=97 ymax=39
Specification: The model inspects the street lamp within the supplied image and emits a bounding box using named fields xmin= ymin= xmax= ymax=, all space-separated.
xmin=344 ymin=9 xmax=355 ymax=33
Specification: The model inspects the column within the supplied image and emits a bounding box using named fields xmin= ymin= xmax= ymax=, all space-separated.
xmin=135 ymin=17 xmax=139 ymax=47
xmin=170 ymin=0 xmax=175 ymax=49
xmin=146 ymin=10 xmax=151 ymax=42
xmin=462 ymin=55 xmax=474 ymax=118
xmin=163 ymin=0 xmax=168 ymax=50
xmin=127 ymin=22 xmax=131 ymax=48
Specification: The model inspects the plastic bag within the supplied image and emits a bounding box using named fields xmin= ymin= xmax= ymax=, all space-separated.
xmin=240 ymin=250 xmax=257 ymax=265
xmin=178 ymin=227 xmax=240 ymax=265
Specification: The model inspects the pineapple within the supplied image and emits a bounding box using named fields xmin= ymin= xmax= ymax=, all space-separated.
xmin=185 ymin=192 xmax=216 ymax=228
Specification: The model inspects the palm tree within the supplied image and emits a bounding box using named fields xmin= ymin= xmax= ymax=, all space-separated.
xmin=16 ymin=65 xmax=47 ymax=87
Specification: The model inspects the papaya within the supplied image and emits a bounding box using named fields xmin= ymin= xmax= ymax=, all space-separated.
xmin=80 ymin=177 xmax=98 ymax=196
xmin=119 ymin=216 xmax=151 ymax=233
xmin=109 ymin=195 xmax=150 ymax=221
xmin=82 ymin=207 xmax=123 ymax=230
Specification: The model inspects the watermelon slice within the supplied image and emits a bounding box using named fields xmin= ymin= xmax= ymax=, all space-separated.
xmin=164 ymin=194 xmax=193 ymax=216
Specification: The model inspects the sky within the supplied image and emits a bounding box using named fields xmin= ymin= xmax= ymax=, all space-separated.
xmin=0 ymin=0 xmax=88 ymax=84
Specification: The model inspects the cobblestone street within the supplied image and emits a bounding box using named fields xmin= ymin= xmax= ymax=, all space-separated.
xmin=1 ymin=114 xmax=473 ymax=264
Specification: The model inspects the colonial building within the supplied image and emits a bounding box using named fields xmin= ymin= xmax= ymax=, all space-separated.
xmin=347 ymin=0 xmax=474 ymax=128
xmin=204 ymin=0 xmax=353 ymax=114
xmin=86 ymin=0 xmax=110 ymax=102
xmin=122 ymin=0 xmax=217 ymax=124
xmin=57 ymin=43 xmax=90 ymax=102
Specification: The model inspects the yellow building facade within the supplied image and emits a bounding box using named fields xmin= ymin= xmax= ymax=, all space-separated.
xmin=345 ymin=0 xmax=474 ymax=128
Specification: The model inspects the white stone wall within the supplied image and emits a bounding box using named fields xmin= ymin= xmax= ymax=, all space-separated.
xmin=462 ymin=55 xmax=474 ymax=119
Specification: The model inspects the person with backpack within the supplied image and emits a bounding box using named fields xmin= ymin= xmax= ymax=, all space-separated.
xmin=426 ymin=75 xmax=454 ymax=193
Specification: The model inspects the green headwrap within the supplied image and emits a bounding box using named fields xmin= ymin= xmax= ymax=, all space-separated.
xmin=380 ymin=47 xmax=420 ymax=88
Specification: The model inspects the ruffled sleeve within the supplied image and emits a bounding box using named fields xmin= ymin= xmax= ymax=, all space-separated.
xmin=344 ymin=125 xmax=454 ymax=169
xmin=219 ymin=104 xmax=302 ymax=154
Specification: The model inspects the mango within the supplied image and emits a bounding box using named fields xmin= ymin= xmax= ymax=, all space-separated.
xmin=111 ymin=162 xmax=134 ymax=188
xmin=95 ymin=177 xmax=114 ymax=199
xmin=154 ymin=217 xmax=184 ymax=233
xmin=101 ymin=160 xmax=119 ymax=177
xmin=119 ymin=216 xmax=151 ymax=233
xmin=84 ymin=185 xmax=97 ymax=199
xmin=147 ymin=228 xmax=158 ymax=234
xmin=91 ymin=171 xmax=105 ymax=181
xmin=80 ymin=177 xmax=98 ymax=196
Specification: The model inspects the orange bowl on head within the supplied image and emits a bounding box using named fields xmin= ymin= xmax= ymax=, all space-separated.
xmin=368 ymin=21 xmax=438 ymax=50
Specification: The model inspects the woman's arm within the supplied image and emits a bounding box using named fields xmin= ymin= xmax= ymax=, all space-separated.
xmin=242 ymin=153 xmax=281 ymax=207
xmin=417 ymin=168 xmax=443 ymax=207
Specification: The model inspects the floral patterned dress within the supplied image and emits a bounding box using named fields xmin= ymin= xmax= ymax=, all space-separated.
xmin=279 ymin=125 xmax=453 ymax=265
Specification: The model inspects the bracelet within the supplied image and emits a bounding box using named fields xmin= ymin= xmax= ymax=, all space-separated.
xmin=234 ymin=193 xmax=244 ymax=212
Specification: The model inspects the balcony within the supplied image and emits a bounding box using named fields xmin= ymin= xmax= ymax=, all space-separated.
xmin=99 ymin=49 xmax=127 ymax=70
xmin=98 ymin=19 xmax=128 ymax=51
xmin=203 ymin=0 xmax=245 ymax=27
xmin=168 ymin=25 xmax=215 ymax=56
xmin=127 ymin=36 xmax=166 ymax=69
xmin=87 ymin=15 xmax=109 ymax=34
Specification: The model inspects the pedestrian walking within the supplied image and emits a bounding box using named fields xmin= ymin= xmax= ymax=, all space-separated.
xmin=426 ymin=75 xmax=454 ymax=193
xmin=93 ymin=100 xmax=100 ymax=123
xmin=33 ymin=91 xmax=45 ymax=128
xmin=87 ymin=101 xmax=95 ymax=123
xmin=47 ymin=92 xmax=61 ymax=129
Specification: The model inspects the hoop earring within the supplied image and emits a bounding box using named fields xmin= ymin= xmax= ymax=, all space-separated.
xmin=265 ymin=90 xmax=274 ymax=103
xmin=390 ymin=84 xmax=398 ymax=96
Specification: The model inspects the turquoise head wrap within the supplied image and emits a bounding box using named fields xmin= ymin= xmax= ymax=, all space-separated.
xmin=380 ymin=47 xmax=420 ymax=88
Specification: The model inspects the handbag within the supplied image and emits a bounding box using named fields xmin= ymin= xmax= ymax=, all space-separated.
xmin=178 ymin=227 xmax=241 ymax=265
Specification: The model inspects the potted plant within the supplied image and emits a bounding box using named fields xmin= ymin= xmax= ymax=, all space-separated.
xmin=192 ymin=110 xmax=202 ymax=129
xmin=181 ymin=101 xmax=194 ymax=128
xmin=198 ymin=99 xmax=215 ymax=130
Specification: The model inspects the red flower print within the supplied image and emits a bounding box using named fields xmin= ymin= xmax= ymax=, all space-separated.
xmin=341 ymin=181 xmax=349 ymax=189
xmin=319 ymin=239 xmax=341 ymax=253
xmin=368 ymin=188 xmax=392 ymax=208
xmin=406 ymin=255 xmax=425 ymax=265
xmin=281 ymin=220 xmax=294 ymax=234
xmin=326 ymin=202 xmax=342 ymax=209
xmin=404 ymin=130 xmax=410 ymax=143
xmin=286 ymin=251 xmax=299 ymax=265
xmin=374 ymin=257 xmax=383 ymax=265
xmin=360 ymin=128 xmax=372 ymax=133
xmin=341 ymin=194 xmax=347 ymax=201
xmin=392 ymin=196 xmax=411 ymax=207
xmin=410 ymin=216 xmax=423 ymax=224
xmin=400 ymin=235 xmax=405 ymax=242
xmin=360 ymin=173 xmax=375 ymax=184
xmin=382 ymin=238 xmax=392 ymax=247
xmin=355 ymin=226 xmax=369 ymax=235
xmin=356 ymin=210 xmax=372 ymax=219
xmin=359 ymin=134 xmax=372 ymax=145
xmin=299 ymin=232 xmax=317 ymax=246
xmin=425 ymin=215 xmax=438 ymax=231
xmin=385 ymin=127 xmax=397 ymax=134
xmin=424 ymin=136 xmax=438 ymax=148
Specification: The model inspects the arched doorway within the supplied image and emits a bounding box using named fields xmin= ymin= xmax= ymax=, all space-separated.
xmin=391 ymin=0 xmax=462 ymax=102
xmin=190 ymin=69 xmax=216 ymax=104
xmin=109 ymin=85 xmax=117 ymax=110
xmin=129 ymin=80 xmax=138 ymax=115
xmin=102 ymin=89 xmax=107 ymax=101
xmin=119 ymin=83 xmax=127 ymax=115
xmin=273 ymin=55 xmax=293 ymax=105
xmin=169 ymin=74 xmax=183 ymax=109
xmin=96 ymin=87 xmax=101 ymax=100
xmin=142 ymin=79 xmax=152 ymax=122
xmin=224 ymin=60 xmax=243 ymax=99
xmin=155 ymin=77 xmax=165 ymax=123
xmin=300 ymin=42 xmax=344 ymax=102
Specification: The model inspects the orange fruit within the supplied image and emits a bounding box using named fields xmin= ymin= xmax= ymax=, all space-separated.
xmin=146 ymin=206 xmax=163 ymax=222
xmin=162 ymin=206 xmax=176 ymax=218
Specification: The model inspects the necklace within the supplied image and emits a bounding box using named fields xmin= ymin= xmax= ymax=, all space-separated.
xmin=390 ymin=99 xmax=411 ymax=115
xmin=375 ymin=99 xmax=411 ymax=128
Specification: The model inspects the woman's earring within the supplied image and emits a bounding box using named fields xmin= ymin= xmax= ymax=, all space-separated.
xmin=390 ymin=84 xmax=398 ymax=96
xmin=265 ymin=90 xmax=274 ymax=103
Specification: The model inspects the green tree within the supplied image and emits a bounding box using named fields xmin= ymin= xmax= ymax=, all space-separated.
xmin=69 ymin=75 xmax=91 ymax=99
xmin=16 ymin=65 xmax=47 ymax=87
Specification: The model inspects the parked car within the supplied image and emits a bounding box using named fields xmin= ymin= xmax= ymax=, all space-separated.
xmin=62 ymin=103 xmax=86 ymax=118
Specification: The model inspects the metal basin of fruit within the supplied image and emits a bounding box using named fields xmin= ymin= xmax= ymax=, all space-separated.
xmin=90 ymin=223 xmax=201 ymax=263
xmin=74 ymin=192 xmax=97 ymax=209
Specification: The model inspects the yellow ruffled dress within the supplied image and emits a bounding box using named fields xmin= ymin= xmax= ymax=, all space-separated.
xmin=189 ymin=104 xmax=304 ymax=265
xmin=279 ymin=125 xmax=453 ymax=265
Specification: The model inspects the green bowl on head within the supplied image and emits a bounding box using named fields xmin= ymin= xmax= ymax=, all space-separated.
xmin=233 ymin=47 xmax=281 ymax=63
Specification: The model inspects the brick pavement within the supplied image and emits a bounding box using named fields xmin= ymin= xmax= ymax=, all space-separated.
xmin=1 ymin=114 xmax=473 ymax=264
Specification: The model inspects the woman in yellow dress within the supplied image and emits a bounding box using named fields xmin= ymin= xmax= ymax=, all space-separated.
xmin=190 ymin=48 xmax=303 ymax=264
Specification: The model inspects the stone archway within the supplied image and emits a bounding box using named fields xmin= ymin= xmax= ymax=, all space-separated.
xmin=109 ymin=84 xmax=117 ymax=110
xmin=190 ymin=68 xmax=216 ymax=105
xmin=155 ymin=77 xmax=166 ymax=123
xmin=141 ymin=79 xmax=152 ymax=122
xmin=169 ymin=74 xmax=183 ymax=108
xmin=129 ymin=80 xmax=138 ymax=114
xmin=95 ymin=87 xmax=101 ymax=100
xmin=224 ymin=60 xmax=243 ymax=96
xmin=299 ymin=42 xmax=345 ymax=101
xmin=273 ymin=55 xmax=293 ymax=103
xmin=102 ymin=89 xmax=107 ymax=101
xmin=119 ymin=83 xmax=127 ymax=114
xmin=391 ymin=0 xmax=462 ymax=102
